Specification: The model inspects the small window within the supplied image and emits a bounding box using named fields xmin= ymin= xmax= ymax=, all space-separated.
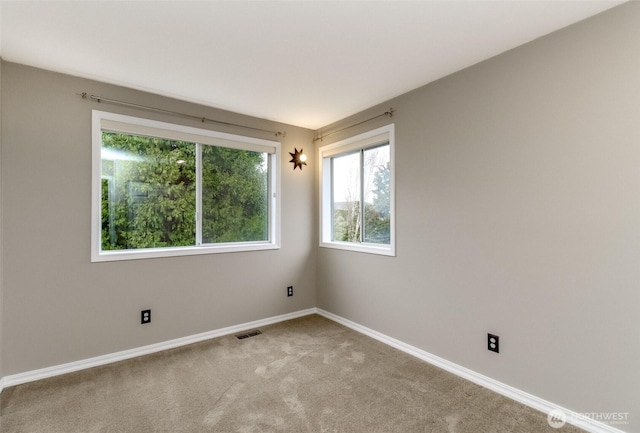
xmin=319 ymin=124 xmax=395 ymax=256
xmin=92 ymin=111 xmax=280 ymax=261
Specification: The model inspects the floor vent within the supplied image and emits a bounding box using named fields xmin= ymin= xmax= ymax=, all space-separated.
xmin=236 ymin=330 xmax=262 ymax=340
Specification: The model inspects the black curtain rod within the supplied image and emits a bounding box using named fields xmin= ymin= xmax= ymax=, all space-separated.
xmin=77 ymin=92 xmax=286 ymax=138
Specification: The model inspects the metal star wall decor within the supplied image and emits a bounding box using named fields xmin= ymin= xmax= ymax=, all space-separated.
xmin=289 ymin=148 xmax=307 ymax=170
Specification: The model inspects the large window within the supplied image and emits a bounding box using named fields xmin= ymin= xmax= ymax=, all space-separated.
xmin=320 ymin=124 xmax=395 ymax=256
xmin=92 ymin=111 xmax=280 ymax=261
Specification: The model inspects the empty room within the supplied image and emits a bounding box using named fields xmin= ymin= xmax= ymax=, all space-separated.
xmin=0 ymin=1 xmax=638 ymax=432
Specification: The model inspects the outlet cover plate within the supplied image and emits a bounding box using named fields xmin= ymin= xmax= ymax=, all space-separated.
xmin=141 ymin=309 xmax=151 ymax=324
xmin=488 ymin=333 xmax=499 ymax=353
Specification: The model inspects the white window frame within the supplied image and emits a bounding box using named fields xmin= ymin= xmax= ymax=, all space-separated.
xmin=319 ymin=124 xmax=395 ymax=256
xmin=92 ymin=110 xmax=281 ymax=262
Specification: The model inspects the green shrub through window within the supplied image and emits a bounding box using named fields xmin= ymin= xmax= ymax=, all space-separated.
xmin=92 ymin=111 xmax=279 ymax=261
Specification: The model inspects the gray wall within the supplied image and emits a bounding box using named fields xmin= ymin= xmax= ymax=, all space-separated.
xmin=0 ymin=58 xmax=4 ymax=380
xmin=317 ymin=3 xmax=639 ymax=431
xmin=0 ymin=62 xmax=316 ymax=375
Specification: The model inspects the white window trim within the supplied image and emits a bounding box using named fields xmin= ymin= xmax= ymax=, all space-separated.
xmin=91 ymin=110 xmax=281 ymax=262
xmin=318 ymin=124 xmax=395 ymax=256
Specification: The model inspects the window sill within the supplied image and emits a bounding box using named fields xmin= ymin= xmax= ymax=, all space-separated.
xmin=319 ymin=241 xmax=395 ymax=257
xmin=92 ymin=242 xmax=280 ymax=262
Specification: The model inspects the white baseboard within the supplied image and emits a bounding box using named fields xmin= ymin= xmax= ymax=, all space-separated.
xmin=0 ymin=307 xmax=628 ymax=433
xmin=316 ymin=309 xmax=627 ymax=433
xmin=1 ymin=308 xmax=316 ymax=392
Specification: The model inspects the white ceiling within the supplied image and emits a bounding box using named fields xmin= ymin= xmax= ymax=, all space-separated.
xmin=0 ymin=0 xmax=624 ymax=130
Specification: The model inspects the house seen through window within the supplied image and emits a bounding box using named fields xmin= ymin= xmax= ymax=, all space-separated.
xmin=320 ymin=124 xmax=395 ymax=256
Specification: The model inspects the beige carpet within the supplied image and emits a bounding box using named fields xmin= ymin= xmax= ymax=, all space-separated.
xmin=0 ymin=315 xmax=585 ymax=433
